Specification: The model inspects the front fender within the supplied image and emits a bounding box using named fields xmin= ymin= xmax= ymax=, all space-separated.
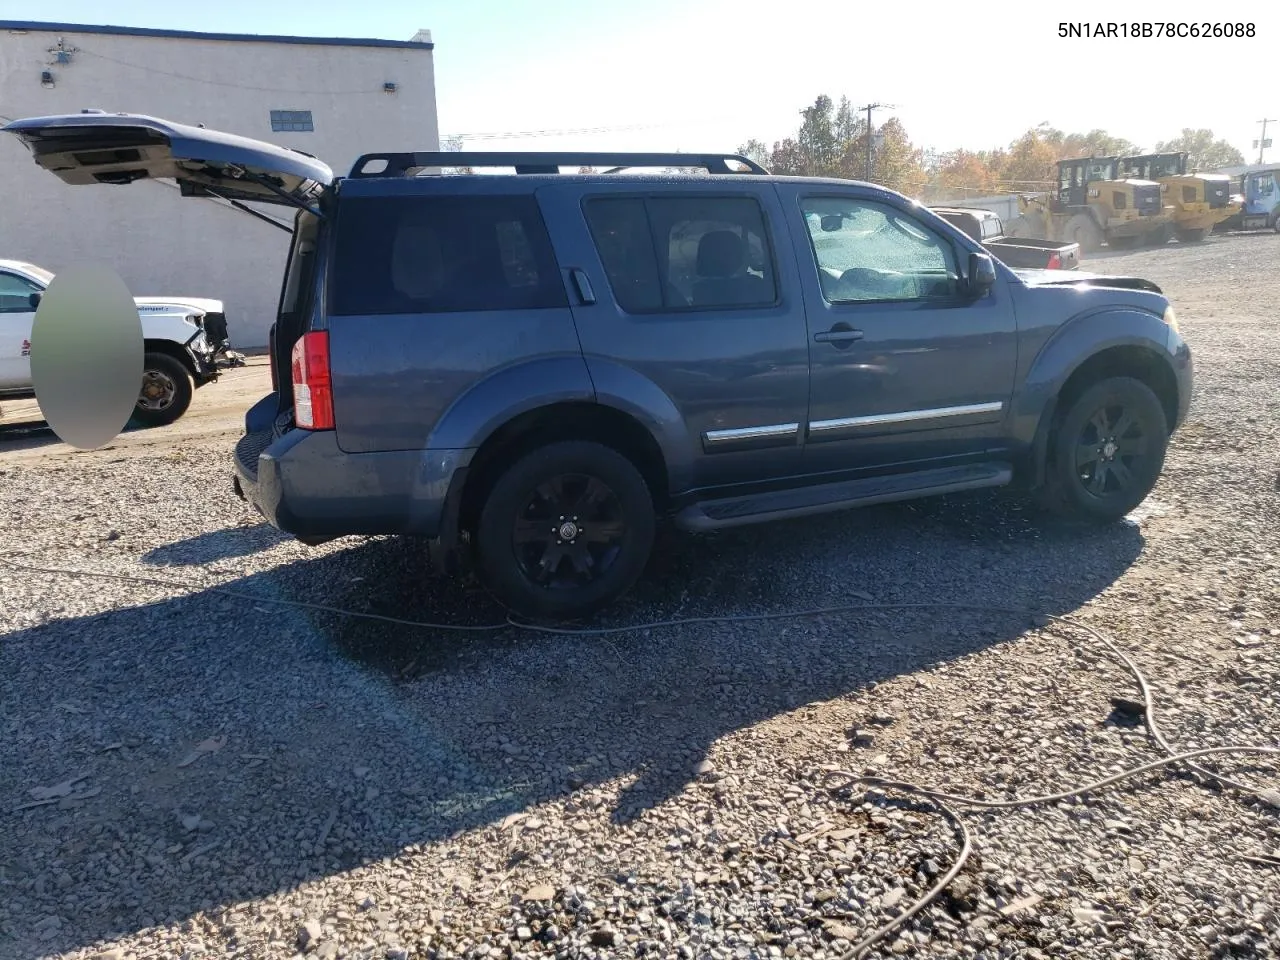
xmin=1014 ymin=306 xmax=1180 ymax=449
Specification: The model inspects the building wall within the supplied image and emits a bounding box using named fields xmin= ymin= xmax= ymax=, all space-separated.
xmin=931 ymin=194 xmax=1022 ymax=222
xmin=0 ymin=22 xmax=438 ymax=347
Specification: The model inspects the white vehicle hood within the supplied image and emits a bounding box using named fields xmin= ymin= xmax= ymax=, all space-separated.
xmin=134 ymin=296 xmax=224 ymax=314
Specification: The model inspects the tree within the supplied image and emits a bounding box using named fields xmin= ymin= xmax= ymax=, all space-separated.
xmin=856 ymin=117 xmax=924 ymax=193
xmin=999 ymin=128 xmax=1060 ymax=188
xmin=1153 ymin=129 xmax=1245 ymax=171
xmin=767 ymin=138 xmax=806 ymax=177
xmin=795 ymin=95 xmax=842 ymax=176
xmin=1057 ymin=128 xmax=1141 ymax=159
xmin=736 ymin=139 xmax=771 ymax=168
xmin=441 ymin=135 xmax=473 ymax=176
xmin=929 ymin=149 xmax=1003 ymax=201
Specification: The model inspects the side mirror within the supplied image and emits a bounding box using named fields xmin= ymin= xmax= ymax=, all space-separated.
xmin=820 ymin=214 xmax=845 ymax=232
xmin=29 ymin=292 xmax=42 ymax=309
xmin=968 ymin=252 xmax=997 ymax=298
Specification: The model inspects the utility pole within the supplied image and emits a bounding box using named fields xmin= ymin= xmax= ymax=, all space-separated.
xmin=860 ymin=102 xmax=895 ymax=180
xmin=1257 ymin=118 xmax=1277 ymax=164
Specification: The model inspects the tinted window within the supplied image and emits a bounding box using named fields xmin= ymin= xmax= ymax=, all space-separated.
xmin=0 ymin=271 xmax=40 ymax=314
xmin=584 ymin=195 xmax=777 ymax=313
xmin=329 ymin=195 xmax=567 ymax=315
xmin=801 ymin=197 xmax=959 ymax=303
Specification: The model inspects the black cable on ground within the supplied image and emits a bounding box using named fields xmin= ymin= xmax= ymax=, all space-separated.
xmin=2 ymin=551 xmax=1277 ymax=960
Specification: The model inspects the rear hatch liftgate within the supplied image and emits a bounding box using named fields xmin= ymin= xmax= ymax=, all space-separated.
xmin=1 ymin=110 xmax=338 ymax=412
xmin=1 ymin=111 xmax=334 ymax=211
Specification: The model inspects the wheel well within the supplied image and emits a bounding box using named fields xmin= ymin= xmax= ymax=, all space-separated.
xmin=457 ymin=402 xmax=670 ymax=533
xmin=143 ymin=339 xmax=196 ymax=376
xmin=1055 ymin=345 xmax=1180 ymax=435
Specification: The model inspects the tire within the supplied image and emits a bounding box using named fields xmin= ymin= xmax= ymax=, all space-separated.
xmin=1038 ymin=377 xmax=1169 ymax=523
xmin=475 ymin=441 xmax=656 ymax=620
xmin=133 ymin=352 xmax=194 ymax=427
xmin=1142 ymin=225 xmax=1173 ymax=247
xmin=1063 ymin=214 xmax=1103 ymax=253
xmin=1175 ymin=227 xmax=1208 ymax=243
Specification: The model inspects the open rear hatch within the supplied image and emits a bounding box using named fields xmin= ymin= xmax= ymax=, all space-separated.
xmin=2 ymin=111 xmax=337 ymax=420
xmin=2 ymin=111 xmax=334 ymax=207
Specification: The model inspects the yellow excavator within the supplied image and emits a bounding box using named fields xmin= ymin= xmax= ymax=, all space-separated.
xmin=1117 ymin=152 xmax=1239 ymax=243
xmin=1006 ymin=157 xmax=1175 ymax=253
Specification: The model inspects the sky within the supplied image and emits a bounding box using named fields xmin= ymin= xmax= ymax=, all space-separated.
xmin=5 ymin=0 xmax=1278 ymax=164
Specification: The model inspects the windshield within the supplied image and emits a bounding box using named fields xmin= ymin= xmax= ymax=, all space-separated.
xmin=14 ymin=262 xmax=55 ymax=287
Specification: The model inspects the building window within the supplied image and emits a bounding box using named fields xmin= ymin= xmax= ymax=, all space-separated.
xmin=270 ymin=110 xmax=314 ymax=132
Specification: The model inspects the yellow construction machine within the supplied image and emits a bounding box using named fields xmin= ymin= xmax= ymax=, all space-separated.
xmin=1006 ymin=157 xmax=1175 ymax=253
xmin=1117 ymin=152 xmax=1239 ymax=243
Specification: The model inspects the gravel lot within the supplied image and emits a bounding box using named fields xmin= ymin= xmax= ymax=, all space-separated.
xmin=2 ymin=233 xmax=1278 ymax=960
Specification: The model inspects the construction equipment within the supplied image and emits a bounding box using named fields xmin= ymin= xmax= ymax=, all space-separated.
xmin=1117 ymin=153 xmax=1238 ymax=243
xmin=1214 ymin=166 xmax=1280 ymax=233
xmin=1006 ymin=157 xmax=1173 ymax=253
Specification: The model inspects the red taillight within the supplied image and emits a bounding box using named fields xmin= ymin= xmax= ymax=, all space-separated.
xmin=1047 ymin=252 xmax=1062 ymax=269
xmin=291 ymin=331 xmax=334 ymax=430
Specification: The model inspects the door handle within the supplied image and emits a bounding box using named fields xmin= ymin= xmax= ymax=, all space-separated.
xmin=569 ymin=268 xmax=596 ymax=305
xmin=814 ymin=324 xmax=864 ymax=346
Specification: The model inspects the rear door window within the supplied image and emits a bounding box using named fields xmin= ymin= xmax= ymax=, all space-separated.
xmin=584 ymin=195 xmax=778 ymax=313
xmin=328 ymin=195 xmax=566 ymax=315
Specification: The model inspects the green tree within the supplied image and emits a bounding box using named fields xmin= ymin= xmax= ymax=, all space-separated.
xmin=1153 ymin=129 xmax=1245 ymax=171
xmin=735 ymin=139 xmax=771 ymax=169
xmin=796 ymin=94 xmax=842 ymax=176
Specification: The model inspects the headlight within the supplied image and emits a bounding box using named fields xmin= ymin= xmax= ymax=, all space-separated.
xmin=1163 ymin=306 xmax=1179 ymax=333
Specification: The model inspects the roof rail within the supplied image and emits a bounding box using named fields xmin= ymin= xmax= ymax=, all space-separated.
xmin=346 ymin=151 xmax=769 ymax=179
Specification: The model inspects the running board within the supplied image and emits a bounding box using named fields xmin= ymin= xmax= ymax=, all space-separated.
xmin=674 ymin=462 xmax=1014 ymax=532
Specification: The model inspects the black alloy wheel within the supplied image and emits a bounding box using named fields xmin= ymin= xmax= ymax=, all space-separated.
xmin=513 ymin=473 xmax=628 ymax=589
xmin=1041 ymin=376 xmax=1169 ymax=521
xmin=476 ymin=441 xmax=655 ymax=619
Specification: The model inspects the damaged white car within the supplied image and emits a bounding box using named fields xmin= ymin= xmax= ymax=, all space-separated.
xmin=0 ymin=259 xmax=243 ymax=427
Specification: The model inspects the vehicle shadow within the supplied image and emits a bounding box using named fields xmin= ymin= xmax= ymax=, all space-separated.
xmin=0 ymin=415 xmax=161 ymax=452
xmin=140 ymin=524 xmax=292 ymax=566
xmin=0 ymin=489 xmax=1145 ymax=956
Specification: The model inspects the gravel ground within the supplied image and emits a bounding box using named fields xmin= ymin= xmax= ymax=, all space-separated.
xmin=2 ymin=233 xmax=1278 ymax=960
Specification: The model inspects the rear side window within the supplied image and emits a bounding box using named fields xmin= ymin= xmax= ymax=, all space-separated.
xmin=584 ymin=195 xmax=777 ymax=313
xmin=328 ymin=195 xmax=567 ymax=315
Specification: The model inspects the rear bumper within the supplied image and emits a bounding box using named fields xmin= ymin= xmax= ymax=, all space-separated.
xmin=232 ymin=417 xmax=473 ymax=541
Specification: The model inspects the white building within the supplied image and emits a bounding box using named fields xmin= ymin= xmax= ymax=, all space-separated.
xmin=0 ymin=19 xmax=439 ymax=347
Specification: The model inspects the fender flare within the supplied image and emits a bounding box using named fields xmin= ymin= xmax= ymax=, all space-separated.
xmin=1015 ymin=307 xmax=1178 ymax=485
xmin=422 ymin=355 xmax=698 ymax=538
xmin=424 ymin=354 xmax=597 ymax=451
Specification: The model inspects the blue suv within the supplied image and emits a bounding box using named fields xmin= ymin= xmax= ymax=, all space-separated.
xmin=4 ymin=113 xmax=1193 ymax=619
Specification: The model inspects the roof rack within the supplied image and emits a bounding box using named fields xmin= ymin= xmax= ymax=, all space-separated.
xmin=346 ymin=151 xmax=769 ymax=179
